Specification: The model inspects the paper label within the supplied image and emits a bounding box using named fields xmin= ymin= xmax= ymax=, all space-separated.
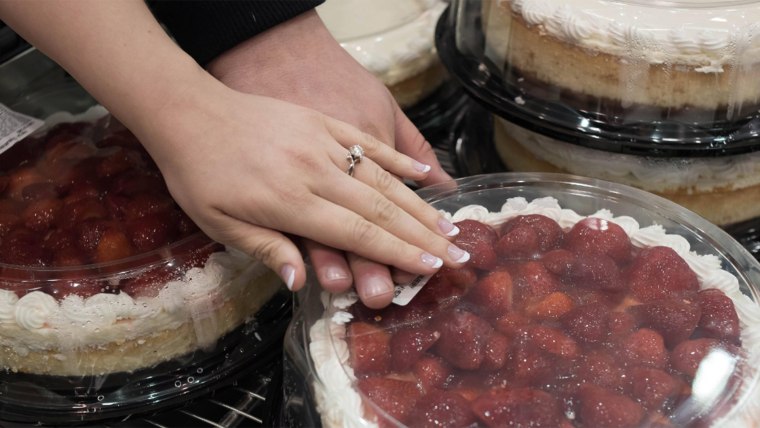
xmin=392 ymin=274 xmax=432 ymax=306
xmin=0 ymin=103 xmax=44 ymax=155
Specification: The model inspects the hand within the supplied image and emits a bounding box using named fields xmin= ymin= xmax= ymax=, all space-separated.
xmin=208 ymin=10 xmax=458 ymax=307
xmin=138 ymin=82 xmax=468 ymax=297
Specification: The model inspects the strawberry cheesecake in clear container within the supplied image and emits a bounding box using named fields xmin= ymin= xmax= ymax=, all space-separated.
xmin=285 ymin=172 xmax=760 ymax=428
xmin=0 ymin=107 xmax=286 ymax=423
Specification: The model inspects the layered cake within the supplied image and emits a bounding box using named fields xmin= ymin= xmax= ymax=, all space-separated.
xmin=482 ymin=0 xmax=760 ymax=122
xmin=309 ymin=197 xmax=760 ymax=427
xmin=493 ymin=118 xmax=760 ymax=226
xmin=0 ymin=110 xmax=281 ymax=376
xmin=317 ymin=0 xmax=447 ymax=108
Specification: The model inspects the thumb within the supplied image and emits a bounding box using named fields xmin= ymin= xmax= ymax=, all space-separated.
xmin=393 ymin=104 xmax=454 ymax=188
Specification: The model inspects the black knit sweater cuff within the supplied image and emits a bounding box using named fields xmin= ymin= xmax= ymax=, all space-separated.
xmin=148 ymin=1 xmax=325 ymax=66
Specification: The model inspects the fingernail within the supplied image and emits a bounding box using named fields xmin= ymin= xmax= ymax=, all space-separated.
xmin=448 ymin=245 xmax=470 ymax=264
xmin=364 ymin=276 xmax=394 ymax=298
xmin=421 ymin=252 xmax=443 ymax=269
xmin=324 ymin=266 xmax=349 ymax=282
xmin=438 ymin=217 xmax=460 ymax=237
xmin=280 ymin=264 xmax=296 ymax=291
xmin=413 ymin=160 xmax=431 ymax=173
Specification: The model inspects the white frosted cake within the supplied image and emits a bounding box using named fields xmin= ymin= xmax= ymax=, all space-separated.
xmin=317 ymin=0 xmax=447 ymax=108
xmin=483 ymin=0 xmax=760 ymax=120
xmin=309 ymin=197 xmax=760 ymax=427
xmin=493 ymin=118 xmax=760 ymax=226
xmin=0 ymin=249 xmax=281 ymax=376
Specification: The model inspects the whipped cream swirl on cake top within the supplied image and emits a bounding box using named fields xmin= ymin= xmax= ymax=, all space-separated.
xmin=494 ymin=0 xmax=760 ymax=72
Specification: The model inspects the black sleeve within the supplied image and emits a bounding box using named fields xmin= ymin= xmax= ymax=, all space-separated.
xmin=147 ymin=0 xmax=325 ymax=66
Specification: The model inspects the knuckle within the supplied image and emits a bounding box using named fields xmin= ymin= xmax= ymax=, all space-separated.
xmin=373 ymin=168 xmax=398 ymax=193
xmin=250 ymin=238 xmax=283 ymax=266
xmin=349 ymin=218 xmax=380 ymax=246
xmin=361 ymin=132 xmax=381 ymax=154
xmin=372 ymin=196 xmax=398 ymax=226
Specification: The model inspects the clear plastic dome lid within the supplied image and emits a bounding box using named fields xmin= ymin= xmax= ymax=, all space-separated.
xmin=293 ymin=173 xmax=760 ymax=427
xmin=437 ymin=0 xmax=760 ymax=156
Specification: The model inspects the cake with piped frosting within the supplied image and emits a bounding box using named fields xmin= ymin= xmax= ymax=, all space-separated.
xmin=317 ymin=0 xmax=447 ymax=108
xmin=483 ymin=0 xmax=760 ymax=122
xmin=309 ymin=197 xmax=760 ymax=427
xmin=0 ymin=111 xmax=281 ymax=376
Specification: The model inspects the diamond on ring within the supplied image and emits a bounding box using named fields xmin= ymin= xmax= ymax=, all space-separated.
xmin=346 ymin=145 xmax=364 ymax=176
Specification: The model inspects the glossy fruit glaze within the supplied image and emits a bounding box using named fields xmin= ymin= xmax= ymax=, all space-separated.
xmin=0 ymin=117 xmax=215 ymax=299
xmin=347 ymin=215 xmax=743 ymax=428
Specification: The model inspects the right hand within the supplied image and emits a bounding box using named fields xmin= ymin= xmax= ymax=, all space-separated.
xmin=137 ymin=82 xmax=469 ymax=293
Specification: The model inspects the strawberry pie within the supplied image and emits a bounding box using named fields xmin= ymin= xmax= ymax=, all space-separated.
xmin=0 ymin=111 xmax=281 ymax=376
xmin=309 ymin=197 xmax=760 ymax=427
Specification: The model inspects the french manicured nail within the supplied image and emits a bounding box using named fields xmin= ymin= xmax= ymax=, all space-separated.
xmin=448 ymin=245 xmax=470 ymax=264
xmin=421 ymin=252 xmax=443 ymax=269
xmin=438 ymin=217 xmax=460 ymax=237
xmin=280 ymin=264 xmax=296 ymax=291
xmin=363 ymin=276 xmax=394 ymax=298
xmin=413 ymin=160 xmax=431 ymax=173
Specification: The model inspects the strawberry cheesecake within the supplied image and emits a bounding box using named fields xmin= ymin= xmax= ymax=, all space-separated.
xmin=317 ymin=0 xmax=447 ymax=108
xmin=309 ymin=196 xmax=760 ymax=427
xmin=0 ymin=112 xmax=281 ymax=376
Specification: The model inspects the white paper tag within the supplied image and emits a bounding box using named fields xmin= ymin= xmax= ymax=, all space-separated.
xmin=392 ymin=274 xmax=432 ymax=306
xmin=0 ymin=103 xmax=44 ymax=156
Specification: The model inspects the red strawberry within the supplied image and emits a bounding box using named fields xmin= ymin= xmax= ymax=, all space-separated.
xmin=123 ymin=192 xmax=174 ymax=221
xmin=109 ymin=171 xmax=167 ymax=196
xmin=607 ymin=311 xmax=637 ymax=338
xmin=524 ymin=291 xmax=574 ymax=321
xmin=510 ymin=260 xmax=562 ymax=303
xmin=52 ymin=246 xmax=89 ymax=267
xmin=73 ymin=218 xmax=111 ymax=253
xmin=616 ymin=328 xmax=668 ymax=369
xmin=482 ymin=331 xmax=511 ymax=371
xmin=452 ymin=219 xmax=498 ymax=269
xmin=568 ymin=251 xmax=624 ymax=291
xmin=22 ymin=198 xmax=62 ymax=232
xmin=627 ymin=367 xmax=684 ymax=411
xmin=465 ymin=269 xmax=513 ymax=317
xmin=348 ymin=322 xmax=391 ymax=376
xmin=413 ymin=356 xmax=450 ymax=392
xmin=413 ymin=272 xmax=465 ymax=310
xmin=495 ymin=224 xmax=540 ymax=260
xmin=628 ymin=298 xmax=701 ymax=347
xmin=626 ymin=246 xmax=699 ymax=302
xmin=471 ymin=388 xmax=564 ymax=428
xmin=7 ymin=167 xmax=46 ymax=200
xmin=542 ymin=248 xmax=575 ymax=277
xmin=59 ymin=197 xmax=108 ymax=229
xmin=0 ymin=227 xmax=50 ymax=266
xmin=126 ymin=212 xmax=178 ymax=252
xmin=96 ymin=147 xmax=142 ymax=178
xmin=671 ymin=338 xmax=731 ymax=378
xmin=0 ymin=212 xmax=19 ymax=238
xmin=390 ymin=327 xmax=440 ymax=372
xmin=697 ymin=289 xmax=740 ymax=344
xmin=575 ymin=350 xmax=625 ymax=390
xmin=408 ymin=390 xmax=476 ymax=428
xmin=176 ymin=209 xmax=200 ymax=237
xmin=527 ymin=325 xmax=580 ymax=359
xmin=432 ymin=309 xmax=493 ymax=370
xmin=357 ymin=377 xmax=422 ymax=425
xmin=564 ymin=217 xmax=632 ymax=263
xmin=95 ymin=227 xmax=135 ymax=263
xmin=577 ymin=384 xmax=645 ymax=428
xmin=508 ymin=331 xmax=554 ymax=384
xmin=437 ymin=265 xmax=477 ymax=289
xmin=21 ymin=181 xmax=58 ymax=201
xmin=493 ymin=312 xmax=531 ymax=338
xmin=561 ymin=304 xmax=610 ymax=344
xmin=497 ymin=214 xmax=563 ymax=258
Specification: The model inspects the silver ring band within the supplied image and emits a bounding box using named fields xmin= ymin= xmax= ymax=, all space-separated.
xmin=346 ymin=145 xmax=364 ymax=176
